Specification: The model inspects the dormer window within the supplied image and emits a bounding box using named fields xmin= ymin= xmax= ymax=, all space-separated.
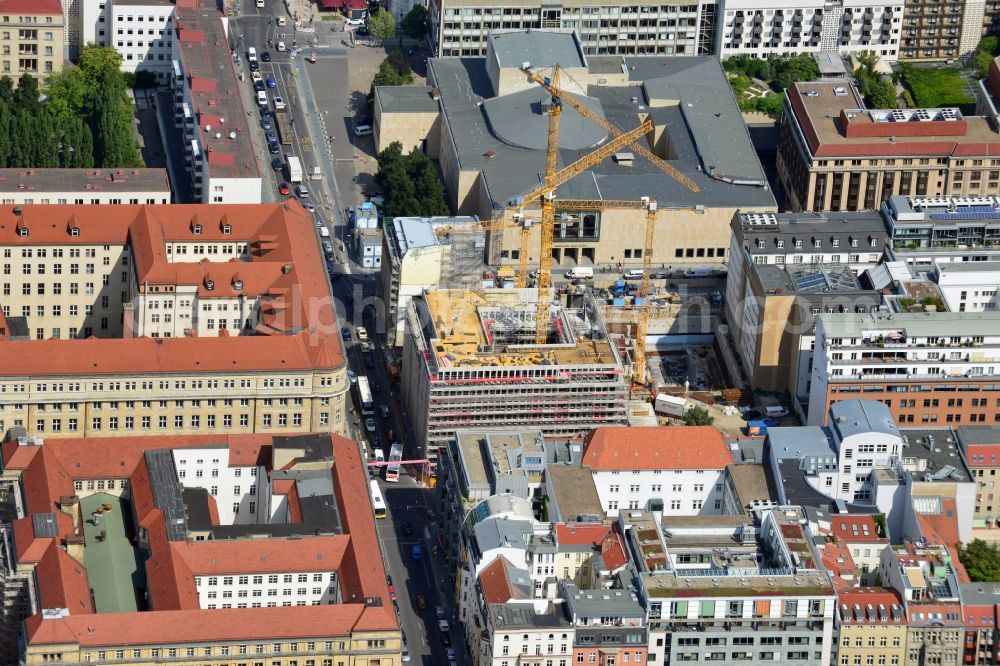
xmin=832 ymin=239 xmax=840 ymax=247
xmin=851 ymin=237 xmax=859 ymax=247
xmin=756 ymin=239 xmax=765 ymax=249
xmin=776 ymin=239 xmax=785 ymax=248
xmin=18 ymin=228 xmax=28 ymax=237
xmin=870 ymin=237 xmax=878 ymax=248
xmin=70 ymin=227 xmax=80 ymax=237
xmin=794 ymin=239 xmax=802 ymax=248
xmin=222 ymin=224 xmax=231 ymax=234
xmin=192 ymin=224 xmax=202 ymax=235
xmin=813 ymin=239 xmax=821 ymax=248
xmin=204 ymin=279 xmax=214 ymax=291
xmin=233 ymin=279 xmax=243 ymax=291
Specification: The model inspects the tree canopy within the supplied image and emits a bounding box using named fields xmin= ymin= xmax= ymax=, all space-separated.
xmin=0 ymin=74 xmax=94 ymax=168
xmin=367 ymin=8 xmax=396 ymax=43
xmin=401 ymin=5 xmax=428 ymax=39
xmin=682 ymin=406 xmax=714 ymax=426
xmin=974 ymin=37 xmax=1000 ymax=79
xmin=368 ymin=51 xmax=414 ymax=112
xmin=853 ymin=52 xmax=897 ymax=109
xmin=375 ymin=141 xmax=449 ymax=218
xmin=960 ymin=540 xmax=1000 ymax=582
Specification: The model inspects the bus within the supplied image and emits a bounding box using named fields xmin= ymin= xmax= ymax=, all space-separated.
xmin=385 ymin=442 xmax=403 ymax=482
xmin=369 ymin=479 xmax=386 ymax=519
xmin=356 ymin=376 xmax=374 ymax=416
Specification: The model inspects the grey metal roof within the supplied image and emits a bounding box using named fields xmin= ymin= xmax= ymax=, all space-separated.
xmin=473 ymin=517 xmax=535 ymax=554
xmin=775 ymin=459 xmax=878 ymax=515
xmin=483 ymin=87 xmax=607 ymax=151
xmin=935 ymin=261 xmax=1000 ymax=273
xmin=374 ymin=85 xmax=439 ymax=114
xmin=487 ymin=601 xmax=571 ymax=629
xmin=487 ymin=30 xmax=585 ymax=70
xmin=899 ymin=428 xmax=972 ymax=482
xmin=272 ymin=434 xmax=333 ymax=462
xmin=768 ymin=426 xmax=836 ymax=460
xmin=427 ymin=53 xmax=774 ymax=212
xmin=562 ymin=582 xmax=644 ymax=618
xmin=956 ymin=426 xmax=1000 ymax=447
xmin=31 ymin=513 xmax=58 ymax=539
xmin=145 ymin=449 xmax=188 ymax=542
xmin=830 ymin=400 xmax=900 ymax=441
xmin=959 ymin=581 xmax=1000 ymax=606
xmin=734 ymin=210 xmax=890 ymax=254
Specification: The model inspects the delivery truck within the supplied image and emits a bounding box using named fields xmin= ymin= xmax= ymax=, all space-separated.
xmin=564 ymin=266 xmax=594 ymax=280
xmin=653 ymin=393 xmax=689 ymax=418
xmin=286 ymin=156 xmax=303 ymax=184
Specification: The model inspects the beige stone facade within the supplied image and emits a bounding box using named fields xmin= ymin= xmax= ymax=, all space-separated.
xmin=0 ymin=2 xmax=64 ymax=79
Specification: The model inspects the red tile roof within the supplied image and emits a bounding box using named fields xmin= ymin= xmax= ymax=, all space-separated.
xmin=554 ymin=524 xmax=611 ymax=547
xmin=831 ymin=515 xmax=884 ymax=543
xmin=915 ymin=498 xmax=961 ymax=551
xmin=837 ymin=588 xmax=904 ymax=624
xmin=0 ymin=0 xmax=62 ymax=13
xmin=34 ymin=542 xmax=95 ymax=615
xmin=478 ymin=556 xmax=529 ymax=604
xmin=582 ymin=426 xmax=732 ymax=471
xmin=964 ymin=444 xmax=1000 ymax=467
xmin=598 ymin=526 xmax=628 ymax=572
xmin=169 ymin=535 xmax=350 ymax=576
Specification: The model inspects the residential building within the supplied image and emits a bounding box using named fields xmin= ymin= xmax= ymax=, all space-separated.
xmin=718 ymin=0 xmax=902 ymax=61
xmin=86 ymin=0 xmax=176 ymax=79
xmin=827 ymin=515 xmax=890 ymax=584
xmin=778 ymin=81 xmax=1000 ymax=213
xmin=377 ymin=30 xmax=775 ymax=272
xmin=428 ymin=3 xmax=716 ymax=59
xmin=0 ymin=431 xmax=401 ymax=665
xmin=959 ymin=582 xmax=1000 ymax=666
xmin=0 ymin=202 xmax=349 ymax=440
xmin=899 ymin=0 xmax=986 ymax=61
xmin=0 ymin=0 xmax=64 ymax=78
xmin=627 ymin=508 xmax=837 ymax=666
xmin=169 ymin=0 xmax=262 ymax=203
xmin=880 ymin=541 xmax=965 ymax=666
xmin=808 ymin=311 xmax=1000 ymax=429
xmin=379 ymin=215 xmax=484 ymax=347
xmin=581 ymin=425 xmax=732 ymax=516
xmin=401 ymin=288 xmax=628 ymax=468
xmin=720 ymin=462 xmax=777 ymax=516
xmin=956 ymin=426 xmax=1000 ymax=528
xmin=0 ymin=168 xmax=171 ymax=205
xmin=725 ymin=210 xmax=888 ymax=401
xmin=553 ymin=524 xmax=628 ymax=589
xmin=478 ymin=602 xmax=574 ymax=666
xmin=900 ymin=428 xmax=977 ymax=546
xmin=931 ymin=262 xmax=1000 ymax=312
xmin=881 ymin=195 xmax=1000 ymax=268
xmin=562 ymin=581 xmax=647 ymax=666
xmin=543 ymin=465 xmax=604 ymax=525
xmin=835 ymin=587 xmax=908 ymax=666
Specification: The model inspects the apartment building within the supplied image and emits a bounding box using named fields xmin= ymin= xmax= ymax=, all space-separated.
xmin=429 ymin=2 xmax=715 ymax=58
xmin=836 ymin=588 xmax=908 ymax=666
xmin=0 ymin=202 xmax=349 ymax=440
xmin=0 ymin=0 xmax=64 ymax=78
xmin=401 ymin=288 xmax=628 ymax=466
xmin=582 ymin=425 xmax=732 ymax=516
xmin=778 ymin=81 xmax=1000 ymax=213
xmin=1 ymin=431 xmax=400 ymax=665
xmin=479 ymin=602 xmax=574 ymax=666
xmin=828 ymin=515 xmax=890 ymax=583
xmin=881 ymin=196 xmax=1000 ymax=268
xmin=627 ymin=508 xmax=837 ymax=666
xmin=0 ymin=168 xmax=171 ymax=205
xmin=899 ymin=0 xmax=985 ymax=61
xmin=379 ymin=215 xmax=483 ymax=347
xmin=169 ymin=0 xmax=261 ymax=203
xmin=808 ymin=311 xmax=1000 ymax=428
xmin=956 ymin=425 xmax=1000 ymax=527
xmin=959 ymin=582 xmax=1000 ymax=666
xmin=880 ymin=542 xmax=965 ymax=666
xmin=82 ymin=0 xmax=175 ymax=79
xmin=931 ymin=262 xmax=1000 ymax=312
xmin=562 ymin=582 xmax=647 ymax=666
xmin=725 ymin=210 xmax=888 ymax=401
xmin=378 ymin=31 xmax=775 ymax=271
xmin=719 ymin=0 xmax=902 ymax=61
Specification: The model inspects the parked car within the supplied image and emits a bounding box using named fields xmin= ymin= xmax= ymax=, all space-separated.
xmin=302 ymin=202 xmax=316 ymax=213
xmin=341 ymin=327 xmax=352 ymax=341
xmin=651 ymin=271 xmax=670 ymax=279
xmin=254 ymin=80 xmax=265 ymax=92
xmin=379 ymin=405 xmax=390 ymax=419
xmin=347 ymin=369 xmax=357 ymax=383
xmin=270 ymin=157 xmax=283 ymax=171
xmin=268 ymin=141 xmax=279 ymax=154
xmin=411 ymin=545 xmax=423 ymax=560
xmin=260 ymin=51 xmax=271 ymax=62
xmin=278 ymin=183 xmax=290 ymax=195
xmin=266 ymin=76 xmax=277 ymax=89
xmin=251 ymin=70 xmax=262 ymax=83
xmin=365 ymin=418 xmax=376 ymax=432
xmin=261 ymin=116 xmax=273 ymax=130
xmin=265 ymin=128 xmax=278 ymax=143
xmin=273 ymin=96 xmax=286 ymax=110
xmin=415 ymin=594 xmax=428 ymax=610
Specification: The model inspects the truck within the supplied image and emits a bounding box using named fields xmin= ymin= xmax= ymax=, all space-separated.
xmin=275 ymin=108 xmax=294 ymax=146
xmin=564 ymin=266 xmax=594 ymax=280
xmin=653 ymin=393 xmax=690 ymax=418
xmin=286 ymin=156 xmax=303 ymax=184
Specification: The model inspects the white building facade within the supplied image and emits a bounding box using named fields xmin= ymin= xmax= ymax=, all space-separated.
xmin=172 ymin=447 xmax=268 ymax=525
xmin=932 ymin=262 xmax=1000 ymax=313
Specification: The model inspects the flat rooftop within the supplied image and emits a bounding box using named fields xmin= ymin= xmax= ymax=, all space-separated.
xmin=0 ymin=168 xmax=171 ymax=194
xmin=374 ymin=85 xmax=439 ymax=114
xmin=455 ymin=430 xmax=543 ymax=490
xmin=390 ymin=216 xmax=480 ymax=254
xmin=725 ymin=463 xmax=775 ymax=509
xmin=936 ymin=261 xmax=1000 ymax=274
xmin=546 ymin=465 xmax=603 ymax=522
xmin=421 ymin=289 xmax=617 ymax=367
xmin=818 ymin=311 xmax=1000 ymax=340
xmin=899 ymin=428 xmax=972 ymax=482
xmin=488 ymin=602 xmax=571 ymax=629
xmin=787 ymin=82 xmax=1000 ymax=159
xmin=81 ymin=493 xmax=147 ymax=613
xmin=643 ymin=570 xmax=834 ymax=598
xmin=885 ymin=195 xmax=1000 ymax=223
xmin=427 ymin=50 xmax=774 ymax=212
xmin=174 ymin=0 xmax=259 ymax=181
xmin=488 ymin=30 xmax=585 ymax=69
xmin=754 ymin=263 xmax=875 ymax=297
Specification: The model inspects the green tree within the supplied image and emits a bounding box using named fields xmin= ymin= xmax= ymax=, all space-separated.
xmin=754 ymin=92 xmax=785 ymax=117
xmin=367 ymin=8 xmax=396 ymax=43
xmin=682 ymin=406 xmax=714 ymax=426
xmin=375 ymin=141 xmax=450 ymax=218
xmin=959 ymin=540 xmax=1000 ymax=582
xmin=372 ymin=52 xmax=413 ymax=87
xmin=76 ymin=45 xmax=125 ymax=88
xmin=401 ymin=5 xmax=428 ymax=39
xmin=867 ymin=78 xmax=898 ymax=109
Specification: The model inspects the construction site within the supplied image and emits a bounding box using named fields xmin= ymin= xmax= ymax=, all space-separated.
xmin=400 ymin=288 xmax=629 ymax=464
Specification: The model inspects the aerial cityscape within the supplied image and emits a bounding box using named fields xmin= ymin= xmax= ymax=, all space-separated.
xmin=4 ymin=0 xmax=1000 ymax=663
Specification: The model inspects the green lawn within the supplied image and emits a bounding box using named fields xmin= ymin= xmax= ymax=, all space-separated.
xmin=899 ymin=65 xmax=975 ymax=113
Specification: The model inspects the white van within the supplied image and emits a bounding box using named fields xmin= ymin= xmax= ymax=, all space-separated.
xmin=684 ymin=267 xmax=712 ymax=278
xmin=255 ymin=0 xmax=264 ymax=7
xmin=354 ymin=124 xmax=373 ymax=137
xmin=247 ymin=47 xmax=258 ymax=62
xmin=373 ymin=448 xmax=385 ymax=463
xmin=623 ymin=269 xmax=645 ymax=280
xmin=564 ymin=266 xmax=593 ymax=280
xmin=764 ymin=406 xmax=789 ymax=419
xmin=256 ymin=90 xmax=268 ymax=107
xmin=318 ymin=226 xmax=331 ymax=238
xmin=276 ymin=41 xmax=286 ymax=52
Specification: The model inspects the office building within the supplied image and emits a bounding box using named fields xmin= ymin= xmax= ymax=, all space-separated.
xmin=956 ymin=426 xmax=1000 ymax=528
xmin=808 ymin=311 xmax=1000 ymax=429
xmin=1 ymin=431 xmax=401 ymax=665
xmin=169 ymin=0 xmax=262 ymax=203
xmin=582 ymin=425 xmax=732 ymax=516
xmin=882 ymin=195 xmax=1000 ymax=267
xmin=0 ymin=202 xmax=349 ymax=440
xmin=725 ymin=210 xmax=888 ymax=401
xmin=83 ymin=0 xmax=176 ymax=79
xmin=0 ymin=0 xmax=64 ymax=78
xmin=931 ymin=262 xmax=1000 ymax=312
xmin=376 ymin=30 xmax=775 ymax=272
xmin=778 ymin=81 xmax=1000 ymax=213
xmin=628 ymin=508 xmax=837 ymax=666
xmin=379 ymin=215 xmax=484 ymax=347
xmin=0 ymin=168 xmax=171 ymax=205
xmin=719 ymin=0 xmax=902 ymax=61
xmin=836 ymin=588 xmax=908 ymax=666
xmin=401 ymin=288 xmax=628 ymax=466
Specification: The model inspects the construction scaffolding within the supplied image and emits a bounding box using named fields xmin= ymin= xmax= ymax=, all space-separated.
xmin=443 ymin=226 xmax=487 ymax=292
